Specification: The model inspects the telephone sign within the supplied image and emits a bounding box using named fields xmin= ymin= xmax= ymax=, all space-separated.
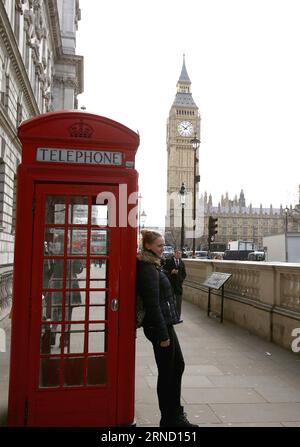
xmin=36 ymin=148 xmax=123 ymax=165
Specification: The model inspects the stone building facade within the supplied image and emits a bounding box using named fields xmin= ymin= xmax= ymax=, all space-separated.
xmin=165 ymin=56 xmax=201 ymax=245
xmin=200 ymin=189 xmax=300 ymax=250
xmin=0 ymin=0 xmax=83 ymax=268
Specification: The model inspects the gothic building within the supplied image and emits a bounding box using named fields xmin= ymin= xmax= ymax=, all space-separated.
xmin=0 ymin=0 xmax=83 ymax=268
xmin=200 ymin=189 xmax=300 ymax=250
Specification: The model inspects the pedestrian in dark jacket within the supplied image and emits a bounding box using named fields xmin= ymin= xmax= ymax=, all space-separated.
xmin=164 ymin=249 xmax=186 ymax=319
xmin=136 ymin=230 xmax=198 ymax=427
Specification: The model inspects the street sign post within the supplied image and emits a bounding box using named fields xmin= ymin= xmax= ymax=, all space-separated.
xmin=202 ymin=272 xmax=232 ymax=323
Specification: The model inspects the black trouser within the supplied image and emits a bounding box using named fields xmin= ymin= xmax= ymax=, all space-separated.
xmin=144 ymin=325 xmax=185 ymax=419
xmin=175 ymin=293 xmax=182 ymax=319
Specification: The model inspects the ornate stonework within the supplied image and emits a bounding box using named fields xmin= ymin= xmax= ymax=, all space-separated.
xmin=165 ymin=56 xmax=201 ymax=247
xmin=0 ymin=0 xmax=84 ymax=267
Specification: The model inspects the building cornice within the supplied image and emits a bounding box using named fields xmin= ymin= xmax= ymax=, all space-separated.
xmin=45 ymin=0 xmax=62 ymax=58
xmin=45 ymin=1 xmax=83 ymax=94
xmin=0 ymin=2 xmax=39 ymax=116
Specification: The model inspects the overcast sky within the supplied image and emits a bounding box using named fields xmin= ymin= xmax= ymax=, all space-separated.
xmin=76 ymin=0 xmax=300 ymax=227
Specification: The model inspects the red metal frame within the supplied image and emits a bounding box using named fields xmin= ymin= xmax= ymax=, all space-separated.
xmin=8 ymin=111 xmax=139 ymax=427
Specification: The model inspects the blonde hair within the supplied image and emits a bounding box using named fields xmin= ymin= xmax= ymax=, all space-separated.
xmin=141 ymin=229 xmax=162 ymax=249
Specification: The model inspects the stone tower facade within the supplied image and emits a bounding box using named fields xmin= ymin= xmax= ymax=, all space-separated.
xmin=165 ymin=56 xmax=201 ymax=247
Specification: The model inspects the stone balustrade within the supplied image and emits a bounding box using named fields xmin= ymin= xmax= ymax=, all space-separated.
xmin=183 ymin=259 xmax=300 ymax=351
xmin=0 ymin=270 xmax=13 ymax=320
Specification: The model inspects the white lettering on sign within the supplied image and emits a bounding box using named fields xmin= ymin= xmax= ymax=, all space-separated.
xmin=36 ymin=148 xmax=122 ymax=166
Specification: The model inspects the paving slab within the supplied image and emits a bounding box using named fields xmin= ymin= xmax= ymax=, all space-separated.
xmin=145 ymin=375 xmax=214 ymax=389
xmin=253 ymin=385 xmax=300 ymax=403
xmin=184 ymin=365 xmax=224 ymax=375
xmin=281 ymin=422 xmax=300 ymax=427
xmin=182 ymin=387 xmax=267 ymax=404
xmin=210 ymin=403 xmax=300 ymax=423
xmin=207 ymin=375 xmax=288 ymax=388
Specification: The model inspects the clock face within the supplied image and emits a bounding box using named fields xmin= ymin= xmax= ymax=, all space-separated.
xmin=177 ymin=121 xmax=193 ymax=137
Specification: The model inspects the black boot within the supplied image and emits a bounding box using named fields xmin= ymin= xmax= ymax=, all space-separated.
xmin=160 ymin=407 xmax=198 ymax=427
xmin=173 ymin=411 xmax=199 ymax=427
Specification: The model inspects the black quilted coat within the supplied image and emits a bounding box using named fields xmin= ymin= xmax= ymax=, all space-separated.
xmin=136 ymin=249 xmax=181 ymax=342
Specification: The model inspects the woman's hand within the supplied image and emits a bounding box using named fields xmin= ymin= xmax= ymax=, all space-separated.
xmin=160 ymin=339 xmax=170 ymax=348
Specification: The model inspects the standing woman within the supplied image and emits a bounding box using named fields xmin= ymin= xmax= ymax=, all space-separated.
xmin=136 ymin=230 xmax=197 ymax=427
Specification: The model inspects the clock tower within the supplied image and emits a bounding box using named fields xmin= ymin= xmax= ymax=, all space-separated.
xmin=165 ymin=55 xmax=201 ymax=248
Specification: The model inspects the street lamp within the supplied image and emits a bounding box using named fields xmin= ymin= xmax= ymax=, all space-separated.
xmin=140 ymin=210 xmax=147 ymax=229
xmin=138 ymin=209 xmax=147 ymax=251
xmin=284 ymin=206 xmax=289 ymax=233
xmin=179 ymin=183 xmax=186 ymax=251
xmin=138 ymin=193 xmax=143 ymax=250
xmin=284 ymin=206 xmax=289 ymax=262
xmin=190 ymin=134 xmax=200 ymax=257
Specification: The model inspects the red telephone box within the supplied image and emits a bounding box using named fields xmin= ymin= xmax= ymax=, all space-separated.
xmin=8 ymin=111 xmax=139 ymax=426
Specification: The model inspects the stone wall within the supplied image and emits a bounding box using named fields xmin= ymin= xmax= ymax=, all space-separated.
xmin=183 ymin=259 xmax=300 ymax=351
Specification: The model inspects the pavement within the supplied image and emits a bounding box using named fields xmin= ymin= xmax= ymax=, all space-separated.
xmin=0 ymin=315 xmax=10 ymax=426
xmin=135 ymin=300 xmax=300 ymax=427
xmin=1 ymin=300 xmax=300 ymax=427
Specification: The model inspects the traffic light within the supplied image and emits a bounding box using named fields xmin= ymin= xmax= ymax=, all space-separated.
xmin=208 ymin=216 xmax=218 ymax=243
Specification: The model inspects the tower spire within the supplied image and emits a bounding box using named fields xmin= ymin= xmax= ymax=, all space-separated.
xmin=179 ymin=53 xmax=191 ymax=83
xmin=177 ymin=54 xmax=195 ymax=99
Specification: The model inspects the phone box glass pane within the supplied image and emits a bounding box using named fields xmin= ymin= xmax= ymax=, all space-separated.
xmin=88 ymin=324 xmax=105 ymax=353
xmin=42 ymin=291 xmax=63 ymax=321
xmin=87 ymin=356 xmax=107 ymax=385
xmin=69 ymin=196 xmax=88 ymax=224
xmin=91 ymin=203 xmax=108 ymax=226
xmin=90 ymin=230 xmax=108 ymax=255
xmin=89 ymin=291 xmax=106 ymax=305
xmin=44 ymin=228 xmax=65 ymax=255
xmin=64 ymin=357 xmax=84 ymax=386
xmin=45 ymin=196 xmax=66 ymax=224
xmin=68 ymin=229 xmax=88 ymax=255
xmin=64 ymin=326 xmax=85 ymax=354
xmin=67 ymin=260 xmax=86 ymax=289
xmin=89 ymin=305 xmax=106 ymax=321
xmin=43 ymin=260 xmax=64 ymax=289
xmin=39 ymin=358 xmax=61 ymax=388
